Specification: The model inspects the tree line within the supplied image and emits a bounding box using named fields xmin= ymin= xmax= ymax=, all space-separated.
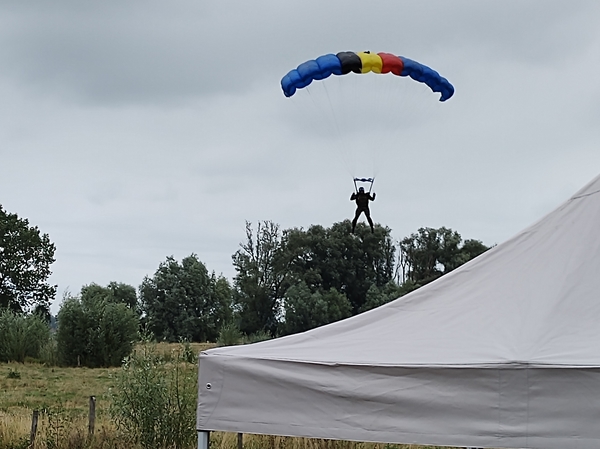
xmin=1 ymin=204 xmax=490 ymax=367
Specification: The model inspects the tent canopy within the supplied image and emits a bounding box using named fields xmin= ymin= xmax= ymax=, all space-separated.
xmin=197 ymin=174 xmax=600 ymax=449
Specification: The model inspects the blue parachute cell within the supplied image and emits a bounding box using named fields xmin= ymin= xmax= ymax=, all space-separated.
xmin=399 ymin=57 xmax=454 ymax=102
xmin=281 ymin=54 xmax=342 ymax=97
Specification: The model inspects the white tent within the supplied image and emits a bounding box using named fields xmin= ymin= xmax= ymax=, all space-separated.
xmin=197 ymin=174 xmax=600 ymax=449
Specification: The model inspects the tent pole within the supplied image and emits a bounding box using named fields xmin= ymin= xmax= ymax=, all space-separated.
xmin=198 ymin=431 xmax=210 ymax=449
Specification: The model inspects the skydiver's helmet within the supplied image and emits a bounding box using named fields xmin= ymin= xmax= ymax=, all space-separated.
xmin=359 ymin=187 xmax=365 ymax=193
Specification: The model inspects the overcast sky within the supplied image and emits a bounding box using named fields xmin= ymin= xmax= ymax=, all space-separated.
xmin=1 ymin=1 xmax=599 ymax=314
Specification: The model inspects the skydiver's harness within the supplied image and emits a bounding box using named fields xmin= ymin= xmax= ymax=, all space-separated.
xmin=352 ymin=177 xmax=375 ymax=211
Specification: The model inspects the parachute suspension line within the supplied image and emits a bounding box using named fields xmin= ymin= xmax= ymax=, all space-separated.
xmin=321 ymin=81 xmax=341 ymax=138
xmin=321 ymin=79 xmax=355 ymax=179
xmin=304 ymin=86 xmax=322 ymax=116
xmin=287 ymin=87 xmax=319 ymax=137
xmin=371 ymin=74 xmax=398 ymax=180
xmin=347 ymin=73 xmax=363 ymax=178
xmin=280 ymin=51 xmax=455 ymax=190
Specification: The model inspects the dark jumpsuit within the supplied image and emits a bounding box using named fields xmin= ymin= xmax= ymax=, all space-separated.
xmin=351 ymin=191 xmax=375 ymax=232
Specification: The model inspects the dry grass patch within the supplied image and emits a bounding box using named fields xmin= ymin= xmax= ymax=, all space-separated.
xmin=151 ymin=342 xmax=216 ymax=356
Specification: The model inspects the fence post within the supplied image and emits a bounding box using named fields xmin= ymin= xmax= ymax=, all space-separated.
xmin=237 ymin=433 xmax=243 ymax=449
xmin=29 ymin=409 xmax=39 ymax=447
xmin=88 ymin=396 xmax=96 ymax=437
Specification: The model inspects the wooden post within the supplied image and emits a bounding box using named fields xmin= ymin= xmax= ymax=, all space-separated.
xmin=88 ymin=396 xmax=96 ymax=437
xmin=237 ymin=433 xmax=243 ymax=449
xmin=29 ymin=410 xmax=39 ymax=447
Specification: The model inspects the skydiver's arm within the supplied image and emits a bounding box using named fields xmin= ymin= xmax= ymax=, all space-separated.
xmin=350 ymin=193 xmax=357 ymax=200
xmin=370 ymin=193 xmax=376 ymax=201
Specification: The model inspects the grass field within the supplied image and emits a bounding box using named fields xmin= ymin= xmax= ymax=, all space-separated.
xmin=0 ymin=343 xmax=212 ymax=448
xmin=0 ymin=362 xmax=116 ymax=417
xmin=0 ymin=343 xmax=454 ymax=449
xmin=0 ymin=360 xmax=115 ymax=449
xmin=1 ymin=343 xmax=215 ymax=417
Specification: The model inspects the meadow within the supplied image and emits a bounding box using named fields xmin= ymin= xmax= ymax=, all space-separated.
xmin=1 ymin=343 xmax=454 ymax=449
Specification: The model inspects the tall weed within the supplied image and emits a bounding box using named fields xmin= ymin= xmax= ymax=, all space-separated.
xmin=110 ymin=341 xmax=197 ymax=449
xmin=44 ymin=405 xmax=70 ymax=449
xmin=217 ymin=322 xmax=242 ymax=346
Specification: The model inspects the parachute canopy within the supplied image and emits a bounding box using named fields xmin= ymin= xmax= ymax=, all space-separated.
xmin=281 ymin=51 xmax=454 ymax=101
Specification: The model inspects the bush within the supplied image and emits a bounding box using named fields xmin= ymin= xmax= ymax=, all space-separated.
xmin=217 ymin=322 xmax=243 ymax=346
xmin=180 ymin=340 xmax=198 ymax=364
xmin=56 ymin=291 xmax=138 ymax=367
xmin=110 ymin=341 xmax=198 ymax=449
xmin=6 ymin=368 xmax=21 ymax=379
xmin=244 ymin=330 xmax=272 ymax=344
xmin=0 ymin=309 xmax=50 ymax=362
xmin=38 ymin=335 xmax=59 ymax=366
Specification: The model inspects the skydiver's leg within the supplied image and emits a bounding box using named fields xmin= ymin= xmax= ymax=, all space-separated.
xmin=364 ymin=208 xmax=374 ymax=233
xmin=351 ymin=208 xmax=363 ymax=233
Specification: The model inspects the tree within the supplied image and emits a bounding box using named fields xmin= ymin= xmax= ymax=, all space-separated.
xmin=140 ymin=255 xmax=232 ymax=342
xmin=231 ymin=220 xmax=488 ymax=337
xmin=398 ymin=227 xmax=490 ymax=288
xmin=282 ymin=281 xmax=351 ymax=335
xmin=231 ymin=220 xmax=397 ymax=336
xmin=232 ymin=221 xmax=285 ymax=336
xmin=0 ymin=204 xmax=57 ymax=313
xmin=80 ymin=282 xmax=139 ymax=315
xmin=107 ymin=282 xmax=138 ymax=310
xmin=358 ymin=281 xmax=411 ymax=313
xmin=56 ymin=284 xmax=139 ymax=367
xmin=280 ymin=220 xmax=396 ymax=315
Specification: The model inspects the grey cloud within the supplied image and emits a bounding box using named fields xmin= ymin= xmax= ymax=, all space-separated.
xmin=2 ymin=1 xmax=598 ymax=107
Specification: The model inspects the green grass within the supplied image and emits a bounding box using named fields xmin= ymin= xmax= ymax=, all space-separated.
xmin=1 ymin=342 xmax=215 ymax=418
xmin=0 ymin=362 xmax=116 ymax=418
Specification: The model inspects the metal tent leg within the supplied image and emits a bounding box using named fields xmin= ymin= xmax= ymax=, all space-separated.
xmin=198 ymin=431 xmax=210 ymax=449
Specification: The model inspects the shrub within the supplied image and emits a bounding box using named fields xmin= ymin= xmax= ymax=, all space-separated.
xmin=110 ymin=341 xmax=198 ymax=449
xmin=38 ymin=335 xmax=59 ymax=366
xmin=217 ymin=322 xmax=242 ymax=346
xmin=244 ymin=330 xmax=272 ymax=344
xmin=0 ymin=309 xmax=50 ymax=362
xmin=6 ymin=368 xmax=21 ymax=379
xmin=56 ymin=292 xmax=138 ymax=367
xmin=180 ymin=340 xmax=198 ymax=364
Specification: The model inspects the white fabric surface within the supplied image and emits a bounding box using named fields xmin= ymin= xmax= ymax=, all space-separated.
xmin=197 ymin=174 xmax=600 ymax=449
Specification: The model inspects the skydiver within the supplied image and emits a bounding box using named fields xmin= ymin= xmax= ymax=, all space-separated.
xmin=351 ymin=187 xmax=376 ymax=234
